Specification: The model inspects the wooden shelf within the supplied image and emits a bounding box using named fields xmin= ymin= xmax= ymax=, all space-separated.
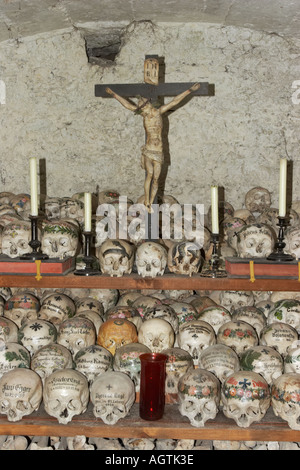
xmin=0 ymin=403 xmax=298 ymax=442
xmin=0 ymin=272 xmax=299 ymax=291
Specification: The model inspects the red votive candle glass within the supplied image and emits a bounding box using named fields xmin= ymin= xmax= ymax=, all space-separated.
xmin=139 ymin=352 xmax=167 ymax=421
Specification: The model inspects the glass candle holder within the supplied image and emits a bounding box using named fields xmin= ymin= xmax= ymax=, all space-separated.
xmin=139 ymin=352 xmax=167 ymax=421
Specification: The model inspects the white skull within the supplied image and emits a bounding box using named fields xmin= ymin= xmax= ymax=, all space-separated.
xmin=136 ymin=242 xmax=167 ymax=277
xmin=245 ymin=187 xmax=271 ymax=214
xmin=236 ymin=223 xmax=275 ymax=258
xmin=285 ymin=226 xmax=300 ymax=259
xmin=161 ymin=347 xmax=194 ymax=394
xmin=38 ymin=293 xmax=76 ymax=325
xmin=18 ymin=319 xmax=57 ymax=355
xmin=232 ymin=306 xmax=267 ymax=336
xmin=31 ymin=343 xmax=73 ymax=384
xmin=239 ymin=345 xmax=284 ymax=385
xmin=43 ymin=369 xmax=89 ymax=424
xmin=143 ymin=305 xmax=179 ymax=334
xmin=260 ymin=322 xmax=298 ymax=357
xmin=271 ymin=373 xmax=300 ymax=430
xmin=267 ymin=299 xmax=300 ymax=333
xmin=4 ymin=293 xmax=40 ymax=328
xmin=217 ymin=320 xmax=258 ymax=356
xmin=177 ymin=320 xmax=216 ymax=365
xmin=222 ymin=371 xmax=271 ymax=428
xmin=198 ymin=344 xmax=240 ymax=384
xmin=57 ymin=317 xmax=96 ymax=357
xmin=98 ymin=239 xmax=135 ymax=277
xmin=90 ymin=370 xmax=135 ymax=424
xmin=0 ymin=368 xmax=43 ymax=422
xmin=197 ymin=306 xmax=231 ymax=334
xmin=167 ymin=241 xmax=203 ymax=277
xmin=1 ymin=221 xmax=32 ymax=258
xmin=138 ymin=318 xmax=175 ymax=353
xmin=178 ymin=368 xmax=220 ymax=427
xmin=0 ymin=340 xmax=31 ymax=378
xmin=284 ymin=341 xmax=300 ymax=373
xmin=74 ymin=344 xmax=113 ymax=385
xmin=113 ymin=342 xmax=151 ymax=392
xmin=41 ymin=219 xmax=80 ymax=259
xmin=219 ymin=290 xmax=254 ymax=314
xmin=0 ymin=317 xmax=18 ymax=342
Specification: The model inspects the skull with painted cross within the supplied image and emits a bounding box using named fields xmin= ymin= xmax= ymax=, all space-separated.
xmin=18 ymin=319 xmax=57 ymax=355
xmin=260 ymin=322 xmax=298 ymax=357
xmin=90 ymin=370 xmax=135 ymax=424
xmin=74 ymin=344 xmax=113 ymax=385
xmin=4 ymin=292 xmax=40 ymax=328
xmin=38 ymin=292 xmax=76 ymax=325
xmin=143 ymin=304 xmax=179 ymax=334
xmin=43 ymin=368 xmax=89 ymax=424
xmin=178 ymin=368 xmax=220 ymax=427
xmin=267 ymin=299 xmax=300 ymax=334
xmin=177 ymin=320 xmax=216 ymax=366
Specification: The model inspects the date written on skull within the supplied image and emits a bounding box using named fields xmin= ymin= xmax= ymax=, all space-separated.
xmin=105 ymin=454 xmax=194 ymax=466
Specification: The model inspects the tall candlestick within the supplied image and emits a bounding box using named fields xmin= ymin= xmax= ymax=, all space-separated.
xmin=279 ymin=158 xmax=287 ymax=217
xmin=29 ymin=157 xmax=38 ymax=216
xmin=84 ymin=192 xmax=92 ymax=232
xmin=211 ymin=185 xmax=219 ymax=234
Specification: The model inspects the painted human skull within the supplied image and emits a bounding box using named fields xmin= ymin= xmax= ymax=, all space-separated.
xmin=18 ymin=319 xmax=57 ymax=355
xmin=239 ymin=345 xmax=284 ymax=385
xmin=245 ymin=187 xmax=271 ymax=214
xmin=222 ymin=371 xmax=271 ymax=428
xmin=260 ymin=322 xmax=298 ymax=357
xmin=231 ymin=306 xmax=267 ymax=336
xmin=10 ymin=194 xmax=31 ymax=220
xmin=197 ymin=306 xmax=232 ymax=334
xmin=284 ymin=341 xmax=300 ymax=373
xmin=267 ymin=299 xmax=300 ymax=333
xmin=285 ymin=226 xmax=300 ymax=259
xmin=217 ymin=320 xmax=258 ymax=356
xmin=164 ymin=300 xmax=198 ymax=327
xmin=219 ymin=290 xmax=254 ymax=314
xmin=76 ymin=297 xmax=104 ymax=319
xmin=178 ymin=368 xmax=220 ymax=427
xmin=236 ymin=223 xmax=275 ymax=258
xmin=136 ymin=241 xmax=167 ymax=277
xmin=113 ymin=342 xmax=151 ymax=392
xmin=143 ymin=305 xmax=179 ymax=334
xmin=0 ymin=341 xmax=30 ymax=378
xmin=98 ymin=239 xmax=135 ymax=277
xmin=0 ymin=317 xmax=19 ymax=343
xmin=271 ymin=373 xmax=300 ymax=430
xmin=4 ymin=293 xmax=40 ymax=328
xmin=90 ymin=370 xmax=135 ymax=424
xmin=88 ymin=288 xmax=119 ymax=313
xmin=222 ymin=217 xmax=246 ymax=250
xmin=132 ymin=295 xmax=162 ymax=319
xmin=75 ymin=310 xmax=103 ymax=335
xmin=31 ymin=343 xmax=73 ymax=384
xmin=167 ymin=241 xmax=203 ymax=277
xmin=41 ymin=219 xmax=80 ymax=259
xmin=0 ymin=368 xmax=43 ymax=422
xmin=57 ymin=317 xmax=96 ymax=357
xmin=233 ymin=209 xmax=256 ymax=225
xmin=60 ymin=198 xmax=84 ymax=225
xmin=138 ymin=318 xmax=175 ymax=353
xmin=44 ymin=197 xmax=62 ymax=220
xmin=198 ymin=344 xmax=240 ymax=384
xmin=104 ymin=305 xmax=142 ymax=332
xmin=97 ymin=318 xmax=138 ymax=356
xmin=43 ymin=369 xmax=89 ymax=424
xmin=74 ymin=344 xmax=113 ymax=384
xmin=2 ymin=221 xmax=32 ymax=258
xmin=161 ymin=347 xmax=194 ymax=394
xmin=177 ymin=320 xmax=216 ymax=366
xmin=38 ymin=292 xmax=76 ymax=325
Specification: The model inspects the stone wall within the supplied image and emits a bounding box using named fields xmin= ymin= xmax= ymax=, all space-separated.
xmin=0 ymin=21 xmax=299 ymax=213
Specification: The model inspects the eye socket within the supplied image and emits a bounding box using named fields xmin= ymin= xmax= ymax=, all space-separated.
xmin=17 ymin=400 xmax=30 ymax=411
xmin=43 ymin=237 xmax=53 ymax=246
xmin=245 ymin=238 xmax=256 ymax=248
xmin=17 ymin=240 xmax=28 ymax=249
xmin=68 ymin=399 xmax=81 ymax=411
xmin=59 ymin=237 xmax=70 ymax=247
xmin=152 ymin=259 xmax=161 ymax=267
xmin=104 ymin=257 xmax=114 ymax=265
xmin=137 ymin=259 xmax=146 ymax=267
xmin=0 ymin=400 xmax=9 ymax=411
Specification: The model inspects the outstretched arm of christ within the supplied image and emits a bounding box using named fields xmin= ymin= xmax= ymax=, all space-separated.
xmin=105 ymin=87 xmax=138 ymax=112
xmin=159 ymin=83 xmax=201 ymax=114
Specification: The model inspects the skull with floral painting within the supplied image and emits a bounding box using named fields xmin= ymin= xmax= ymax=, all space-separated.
xmin=0 ymin=340 xmax=31 ymax=378
xmin=217 ymin=320 xmax=258 ymax=356
xmin=162 ymin=300 xmax=198 ymax=326
xmin=267 ymin=299 xmax=300 ymax=333
xmin=0 ymin=317 xmax=18 ymax=343
xmin=271 ymin=373 xmax=300 ymax=430
xmin=9 ymin=194 xmax=31 ymax=220
xmin=41 ymin=219 xmax=80 ymax=259
xmin=231 ymin=306 xmax=267 ymax=337
xmin=4 ymin=292 xmax=40 ymax=328
xmin=239 ymin=345 xmax=284 ymax=385
xmin=104 ymin=305 xmax=142 ymax=331
xmin=197 ymin=306 xmax=232 ymax=334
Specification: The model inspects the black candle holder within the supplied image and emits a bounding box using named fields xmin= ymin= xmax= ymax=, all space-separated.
xmin=267 ymin=216 xmax=294 ymax=262
xmin=74 ymin=231 xmax=101 ymax=276
xmin=20 ymin=215 xmax=49 ymax=260
xmin=200 ymin=233 xmax=227 ymax=278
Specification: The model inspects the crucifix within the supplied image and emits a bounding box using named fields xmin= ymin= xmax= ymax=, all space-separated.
xmin=95 ymin=55 xmax=214 ymax=214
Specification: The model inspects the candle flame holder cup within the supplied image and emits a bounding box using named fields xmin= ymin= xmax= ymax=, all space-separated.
xmin=20 ymin=215 xmax=49 ymax=260
xmin=267 ymin=216 xmax=294 ymax=262
xmin=139 ymin=353 xmax=167 ymax=421
xmin=74 ymin=231 xmax=101 ymax=276
xmin=200 ymin=233 xmax=227 ymax=278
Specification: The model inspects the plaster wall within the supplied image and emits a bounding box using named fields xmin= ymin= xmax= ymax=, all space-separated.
xmin=0 ymin=21 xmax=299 ymax=213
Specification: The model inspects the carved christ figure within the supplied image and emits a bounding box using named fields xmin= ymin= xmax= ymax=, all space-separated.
xmin=105 ymin=82 xmax=200 ymax=212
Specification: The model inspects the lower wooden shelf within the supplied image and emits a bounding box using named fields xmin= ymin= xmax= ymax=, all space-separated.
xmin=0 ymin=403 xmax=298 ymax=442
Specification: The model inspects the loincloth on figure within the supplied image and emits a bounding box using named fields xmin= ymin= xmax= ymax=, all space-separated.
xmin=141 ymin=145 xmax=164 ymax=164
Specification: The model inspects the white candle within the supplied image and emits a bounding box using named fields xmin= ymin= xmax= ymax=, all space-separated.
xmin=84 ymin=192 xmax=92 ymax=232
xmin=279 ymin=158 xmax=287 ymax=217
xmin=211 ymin=185 xmax=219 ymax=234
xmin=29 ymin=157 xmax=38 ymax=216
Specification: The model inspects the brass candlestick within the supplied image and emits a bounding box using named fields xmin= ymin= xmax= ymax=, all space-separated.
xmin=20 ymin=215 xmax=49 ymax=260
xmin=267 ymin=216 xmax=294 ymax=262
